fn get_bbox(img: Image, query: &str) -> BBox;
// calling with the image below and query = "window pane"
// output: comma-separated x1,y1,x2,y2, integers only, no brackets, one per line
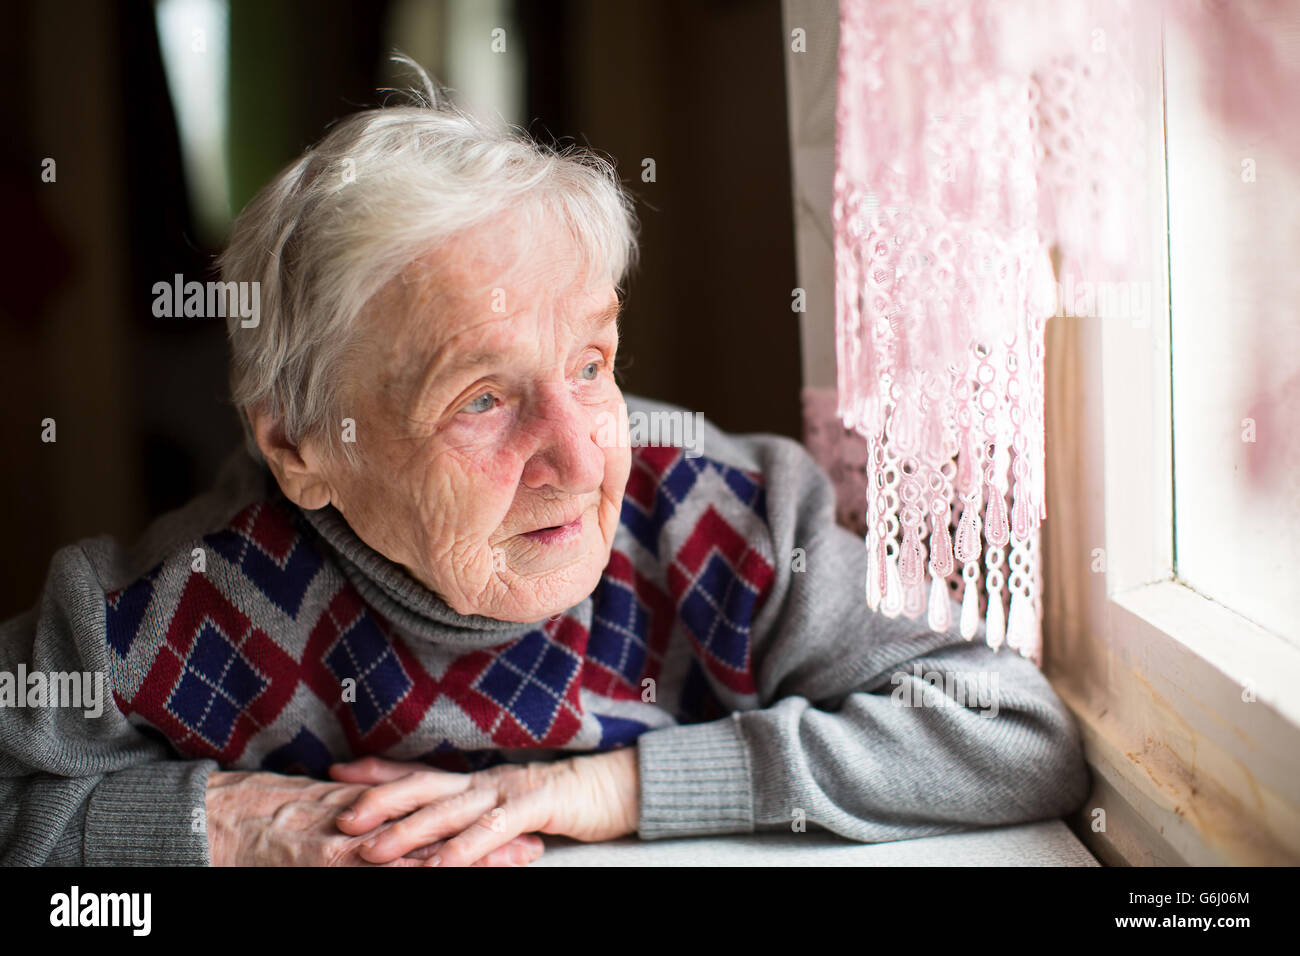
1165,7,1300,645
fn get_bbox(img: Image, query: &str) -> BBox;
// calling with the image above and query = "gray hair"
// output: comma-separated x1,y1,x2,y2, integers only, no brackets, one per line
217,57,640,466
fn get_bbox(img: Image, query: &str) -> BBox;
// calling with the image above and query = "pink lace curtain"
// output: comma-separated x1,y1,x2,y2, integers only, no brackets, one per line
826,0,1296,664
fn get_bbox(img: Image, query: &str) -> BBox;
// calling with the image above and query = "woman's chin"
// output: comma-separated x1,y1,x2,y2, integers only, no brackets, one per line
518,560,609,622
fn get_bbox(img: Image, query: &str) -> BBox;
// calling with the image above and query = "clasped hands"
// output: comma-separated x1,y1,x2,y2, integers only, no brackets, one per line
204,746,639,867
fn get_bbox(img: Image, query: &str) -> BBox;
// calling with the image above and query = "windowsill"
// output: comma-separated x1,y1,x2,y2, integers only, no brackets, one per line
1049,579,1300,865
1114,579,1300,728
532,820,1098,866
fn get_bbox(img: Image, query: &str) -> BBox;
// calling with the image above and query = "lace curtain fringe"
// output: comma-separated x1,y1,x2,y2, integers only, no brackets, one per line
823,0,1294,663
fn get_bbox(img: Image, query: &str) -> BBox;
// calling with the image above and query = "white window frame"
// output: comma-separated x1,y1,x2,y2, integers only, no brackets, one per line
1044,19,1300,866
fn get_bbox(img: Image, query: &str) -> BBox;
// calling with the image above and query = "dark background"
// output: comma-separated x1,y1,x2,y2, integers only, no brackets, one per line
0,0,800,618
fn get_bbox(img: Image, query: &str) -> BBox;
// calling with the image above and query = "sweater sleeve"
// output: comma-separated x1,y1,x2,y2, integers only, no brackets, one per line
0,543,216,865
635,432,1090,842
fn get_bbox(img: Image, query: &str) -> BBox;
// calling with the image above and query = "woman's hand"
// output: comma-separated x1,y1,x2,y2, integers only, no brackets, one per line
204,769,544,866
327,746,641,866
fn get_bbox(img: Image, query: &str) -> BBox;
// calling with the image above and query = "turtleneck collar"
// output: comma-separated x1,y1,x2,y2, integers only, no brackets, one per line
294,501,567,648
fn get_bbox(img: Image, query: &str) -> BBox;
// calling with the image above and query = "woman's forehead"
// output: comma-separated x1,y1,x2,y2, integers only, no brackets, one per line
365,260,616,378
400,215,612,309
396,261,615,331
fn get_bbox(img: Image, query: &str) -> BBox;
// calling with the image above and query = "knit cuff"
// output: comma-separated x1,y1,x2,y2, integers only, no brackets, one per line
636,714,755,840
84,759,217,866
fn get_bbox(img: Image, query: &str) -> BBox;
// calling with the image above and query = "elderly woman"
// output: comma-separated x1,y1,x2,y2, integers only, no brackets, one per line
0,72,1088,867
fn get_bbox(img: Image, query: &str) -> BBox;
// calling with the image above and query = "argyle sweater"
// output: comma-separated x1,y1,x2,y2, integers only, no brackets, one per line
0,394,1089,865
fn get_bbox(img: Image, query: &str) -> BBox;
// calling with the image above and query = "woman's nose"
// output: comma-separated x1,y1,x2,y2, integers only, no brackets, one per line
519,388,606,494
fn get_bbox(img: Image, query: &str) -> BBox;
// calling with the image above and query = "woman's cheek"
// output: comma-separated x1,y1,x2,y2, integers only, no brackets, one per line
598,444,631,539
408,448,498,560
459,448,529,539
593,391,630,491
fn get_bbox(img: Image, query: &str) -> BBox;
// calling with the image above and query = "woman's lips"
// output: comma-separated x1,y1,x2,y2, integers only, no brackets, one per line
520,514,583,545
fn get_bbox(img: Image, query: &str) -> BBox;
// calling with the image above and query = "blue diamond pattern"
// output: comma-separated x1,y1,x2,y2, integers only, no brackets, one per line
204,520,322,618
167,621,268,749
588,578,650,684
679,552,756,669
477,631,579,739
325,614,411,735
596,714,649,749
106,567,159,658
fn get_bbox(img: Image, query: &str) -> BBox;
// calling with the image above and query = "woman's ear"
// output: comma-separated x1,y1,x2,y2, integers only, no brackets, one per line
245,403,335,511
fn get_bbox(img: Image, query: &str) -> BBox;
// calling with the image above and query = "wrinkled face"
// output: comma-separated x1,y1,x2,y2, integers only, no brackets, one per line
317,214,631,622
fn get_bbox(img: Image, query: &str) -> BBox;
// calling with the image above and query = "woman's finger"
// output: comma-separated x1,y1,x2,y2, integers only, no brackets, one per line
335,769,473,834
317,783,370,807
358,787,502,863
328,756,430,784
469,834,546,867
397,834,544,867
425,787,554,868
401,839,447,861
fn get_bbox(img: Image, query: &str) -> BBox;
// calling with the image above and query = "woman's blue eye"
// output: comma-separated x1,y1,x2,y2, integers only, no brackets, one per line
580,362,600,381
464,392,496,414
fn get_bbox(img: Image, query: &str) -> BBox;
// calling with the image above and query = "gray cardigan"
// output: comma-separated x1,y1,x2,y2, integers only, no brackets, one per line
0,393,1089,864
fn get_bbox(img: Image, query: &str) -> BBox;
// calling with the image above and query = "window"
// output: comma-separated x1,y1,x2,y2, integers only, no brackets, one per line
1165,8,1300,649
155,0,232,245
1044,4,1300,865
